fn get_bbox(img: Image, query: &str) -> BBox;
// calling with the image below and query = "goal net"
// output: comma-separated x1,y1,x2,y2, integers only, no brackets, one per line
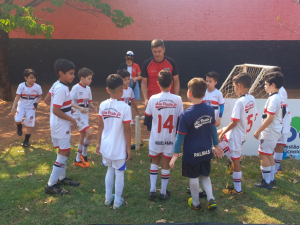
219,64,277,99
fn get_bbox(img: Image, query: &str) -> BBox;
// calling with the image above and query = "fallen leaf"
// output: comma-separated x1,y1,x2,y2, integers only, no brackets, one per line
179,153,183,157
250,162,253,165
17,205,23,209
212,160,217,164
158,167,162,169
151,202,155,204
157,189,161,192
156,219,167,223
139,170,141,173
293,167,296,170
49,199,53,203
226,183,229,188
160,208,165,212
92,189,96,192
224,209,229,212
136,152,140,156
140,160,145,164
149,206,152,208
159,205,162,207
17,175,20,178
242,221,247,224
293,179,298,184
25,207,29,212
92,161,95,165
27,173,32,176
44,202,47,204
214,188,218,191
288,179,292,182
229,196,234,199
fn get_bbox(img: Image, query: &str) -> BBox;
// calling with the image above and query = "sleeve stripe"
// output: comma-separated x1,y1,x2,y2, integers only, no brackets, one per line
177,131,186,135
145,112,152,116
48,92,51,95
88,100,92,102
231,118,240,121
123,120,131,123
53,104,62,107
211,122,216,126
267,111,275,115
219,103,225,105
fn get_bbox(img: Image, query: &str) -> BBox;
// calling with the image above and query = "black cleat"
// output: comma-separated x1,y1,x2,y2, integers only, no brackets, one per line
21,140,29,147
187,188,207,198
149,192,156,200
159,190,171,200
257,178,276,186
207,199,217,210
57,178,80,187
17,124,23,136
45,184,69,195
253,178,273,189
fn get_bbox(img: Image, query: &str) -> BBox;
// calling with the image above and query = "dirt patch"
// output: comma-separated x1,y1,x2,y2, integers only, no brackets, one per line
0,85,298,150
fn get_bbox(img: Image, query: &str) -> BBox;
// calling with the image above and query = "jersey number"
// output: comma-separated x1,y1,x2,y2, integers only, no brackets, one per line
246,114,253,133
158,115,174,133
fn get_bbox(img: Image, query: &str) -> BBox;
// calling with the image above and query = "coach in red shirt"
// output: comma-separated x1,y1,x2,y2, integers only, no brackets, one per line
141,39,180,105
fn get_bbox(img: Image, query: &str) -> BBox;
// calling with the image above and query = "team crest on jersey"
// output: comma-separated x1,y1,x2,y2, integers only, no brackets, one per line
194,115,212,129
260,139,264,144
133,68,136,72
245,101,254,112
84,99,89,107
66,131,70,134
102,108,121,119
32,90,37,93
30,116,33,120
79,92,83,95
155,100,177,110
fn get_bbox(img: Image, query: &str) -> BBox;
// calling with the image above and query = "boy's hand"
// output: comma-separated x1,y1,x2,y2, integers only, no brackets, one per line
71,108,75,114
126,149,132,162
214,146,224,159
169,154,179,169
216,118,221,127
11,108,17,115
253,130,260,140
79,107,88,114
144,99,148,106
71,118,77,130
218,132,225,143
95,144,101,155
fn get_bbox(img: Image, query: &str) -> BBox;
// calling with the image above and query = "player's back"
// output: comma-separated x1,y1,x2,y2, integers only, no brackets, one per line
99,99,131,160
146,92,183,153
227,94,257,144
279,87,291,133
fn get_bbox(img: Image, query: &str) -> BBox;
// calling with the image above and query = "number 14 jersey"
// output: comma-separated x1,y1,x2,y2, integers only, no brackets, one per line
145,92,184,154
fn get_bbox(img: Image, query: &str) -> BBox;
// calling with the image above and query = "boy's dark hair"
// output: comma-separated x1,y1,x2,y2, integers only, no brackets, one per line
54,59,75,77
264,72,284,89
206,71,219,82
151,39,165,49
78,68,94,79
187,78,207,99
117,69,130,78
158,70,173,88
106,74,123,93
232,72,252,88
267,67,282,73
23,69,37,78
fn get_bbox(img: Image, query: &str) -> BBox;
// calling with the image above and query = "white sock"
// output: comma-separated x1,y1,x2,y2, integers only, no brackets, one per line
105,166,115,201
114,170,125,206
274,152,283,171
76,144,83,162
261,166,271,184
59,160,67,181
233,171,242,192
150,164,159,192
48,154,68,187
270,165,276,181
223,147,232,162
161,169,170,195
199,175,215,201
189,178,200,207
82,139,90,157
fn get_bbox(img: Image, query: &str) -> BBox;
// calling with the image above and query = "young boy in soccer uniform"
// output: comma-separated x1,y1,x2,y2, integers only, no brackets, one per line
95,74,131,210
169,78,223,211
117,69,142,121
144,70,183,200
266,67,291,173
71,68,97,168
253,72,283,188
45,59,80,195
11,69,42,147
219,73,257,195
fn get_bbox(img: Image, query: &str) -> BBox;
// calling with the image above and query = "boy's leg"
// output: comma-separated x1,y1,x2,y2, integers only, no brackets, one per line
105,166,115,203
189,178,200,207
22,108,35,146
274,144,284,172
149,152,161,197
257,153,271,184
82,128,93,158
113,159,126,208
199,175,214,201
75,132,85,162
269,155,276,182
15,106,25,136
160,154,172,199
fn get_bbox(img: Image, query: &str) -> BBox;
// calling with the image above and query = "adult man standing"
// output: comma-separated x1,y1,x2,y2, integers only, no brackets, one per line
141,39,180,105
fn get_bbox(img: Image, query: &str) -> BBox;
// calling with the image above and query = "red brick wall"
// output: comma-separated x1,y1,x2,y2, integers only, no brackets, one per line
10,0,300,40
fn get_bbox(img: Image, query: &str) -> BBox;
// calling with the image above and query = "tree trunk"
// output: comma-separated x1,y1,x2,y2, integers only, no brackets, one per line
0,30,12,101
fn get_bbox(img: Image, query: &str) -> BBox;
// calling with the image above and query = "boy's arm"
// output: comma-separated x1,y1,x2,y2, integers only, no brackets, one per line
95,116,104,155
89,102,97,113
11,95,21,114
44,93,51,106
53,106,76,128
218,120,238,142
124,122,132,162
170,133,185,169
211,125,223,158
254,114,274,139
216,104,225,127
71,103,87,114
131,100,141,116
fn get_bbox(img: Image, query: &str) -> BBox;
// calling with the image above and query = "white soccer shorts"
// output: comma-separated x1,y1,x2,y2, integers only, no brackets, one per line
277,133,288,146
73,114,90,132
52,138,71,151
219,140,241,160
14,106,36,127
149,150,173,159
258,132,281,155
102,157,126,171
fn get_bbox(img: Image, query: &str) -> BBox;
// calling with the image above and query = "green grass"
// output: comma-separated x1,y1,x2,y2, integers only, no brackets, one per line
1,139,300,224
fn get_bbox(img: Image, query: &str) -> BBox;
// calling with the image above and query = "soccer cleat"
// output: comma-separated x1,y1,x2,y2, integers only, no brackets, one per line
187,188,207,198
253,179,273,189
113,197,125,210
257,178,276,186
45,184,69,195
21,140,29,147
57,178,80,187
223,188,243,196
277,165,282,173
73,160,89,168
149,192,157,200
159,190,171,200
207,199,217,210
105,194,115,206
17,124,23,136
80,154,90,167
188,198,203,211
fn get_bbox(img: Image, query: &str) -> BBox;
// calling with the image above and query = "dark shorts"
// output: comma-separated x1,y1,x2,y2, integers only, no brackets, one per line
182,160,211,178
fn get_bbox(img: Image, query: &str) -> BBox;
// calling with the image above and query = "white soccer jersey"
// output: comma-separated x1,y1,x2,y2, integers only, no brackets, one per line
202,88,225,120
145,91,184,154
16,82,42,108
70,83,92,116
50,82,72,140
120,87,135,122
225,94,257,151
99,99,131,160
261,92,283,138
279,87,291,134
48,80,59,96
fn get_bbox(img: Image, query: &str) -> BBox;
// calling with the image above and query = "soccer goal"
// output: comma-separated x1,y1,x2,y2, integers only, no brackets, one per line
219,64,277,99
